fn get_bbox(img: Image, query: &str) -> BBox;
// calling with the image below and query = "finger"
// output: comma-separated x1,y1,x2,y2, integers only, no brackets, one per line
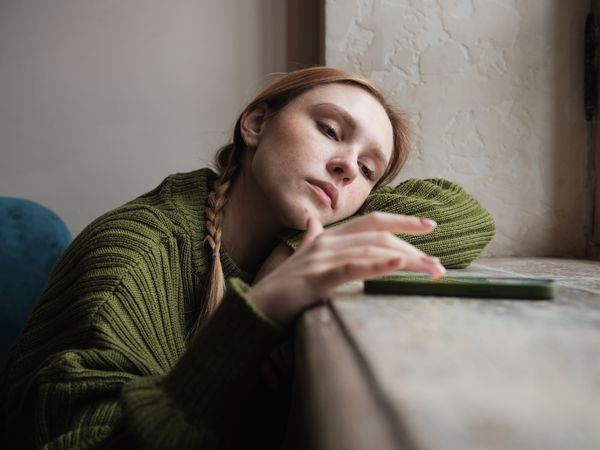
299,214,324,250
311,232,435,275
318,256,445,289
253,244,294,284
328,211,437,236
320,231,429,258
313,246,446,278
319,258,408,288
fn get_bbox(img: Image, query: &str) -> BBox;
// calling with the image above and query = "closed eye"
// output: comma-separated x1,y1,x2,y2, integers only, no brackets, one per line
360,164,375,181
319,122,339,141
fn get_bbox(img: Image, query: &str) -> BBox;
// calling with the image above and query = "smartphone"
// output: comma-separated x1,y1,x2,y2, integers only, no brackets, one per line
363,274,556,300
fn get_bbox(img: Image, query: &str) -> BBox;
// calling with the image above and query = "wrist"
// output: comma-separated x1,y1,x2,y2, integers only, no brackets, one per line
246,284,290,328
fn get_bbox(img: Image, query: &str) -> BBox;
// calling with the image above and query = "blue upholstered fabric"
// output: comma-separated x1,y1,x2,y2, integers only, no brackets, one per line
0,197,71,366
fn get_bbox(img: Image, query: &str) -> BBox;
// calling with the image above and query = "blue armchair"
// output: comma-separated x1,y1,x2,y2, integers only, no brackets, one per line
0,197,71,366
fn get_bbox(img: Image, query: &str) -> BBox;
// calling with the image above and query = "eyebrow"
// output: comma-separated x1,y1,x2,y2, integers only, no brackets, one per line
314,102,389,170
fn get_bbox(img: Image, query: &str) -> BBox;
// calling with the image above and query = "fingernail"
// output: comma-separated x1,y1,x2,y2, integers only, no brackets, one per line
420,217,437,227
430,270,445,280
435,265,446,277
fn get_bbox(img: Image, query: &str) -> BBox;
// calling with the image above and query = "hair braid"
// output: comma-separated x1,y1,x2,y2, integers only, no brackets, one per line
188,144,240,339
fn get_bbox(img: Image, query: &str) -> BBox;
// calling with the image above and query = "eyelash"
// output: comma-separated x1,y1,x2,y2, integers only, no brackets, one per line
318,121,375,181
319,122,339,141
360,164,375,180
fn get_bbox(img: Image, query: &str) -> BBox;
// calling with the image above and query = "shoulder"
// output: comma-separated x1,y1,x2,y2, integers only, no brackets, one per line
129,167,216,234
51,168,217,292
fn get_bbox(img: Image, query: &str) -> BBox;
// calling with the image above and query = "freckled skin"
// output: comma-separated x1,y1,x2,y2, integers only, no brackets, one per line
246,84,394,230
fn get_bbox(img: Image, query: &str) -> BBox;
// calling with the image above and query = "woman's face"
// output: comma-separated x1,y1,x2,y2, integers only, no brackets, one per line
244,83,394,229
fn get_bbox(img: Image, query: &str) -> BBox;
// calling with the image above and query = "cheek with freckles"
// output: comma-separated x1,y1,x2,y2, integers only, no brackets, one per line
329,185,372,223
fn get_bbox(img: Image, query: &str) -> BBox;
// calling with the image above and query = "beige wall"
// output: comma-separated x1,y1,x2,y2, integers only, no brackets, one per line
0,0,285,235
326,0,590,257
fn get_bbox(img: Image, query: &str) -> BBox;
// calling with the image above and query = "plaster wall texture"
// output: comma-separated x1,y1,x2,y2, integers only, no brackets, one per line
0,0,285,236
326,0,589,256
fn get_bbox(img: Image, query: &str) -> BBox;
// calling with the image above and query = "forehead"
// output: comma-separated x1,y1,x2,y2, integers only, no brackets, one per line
289,83,394,159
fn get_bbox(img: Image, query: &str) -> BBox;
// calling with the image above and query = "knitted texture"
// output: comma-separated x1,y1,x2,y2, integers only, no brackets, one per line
0,169,495,449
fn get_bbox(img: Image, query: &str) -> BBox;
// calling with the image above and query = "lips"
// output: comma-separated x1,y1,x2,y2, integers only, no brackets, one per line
307,178,338,209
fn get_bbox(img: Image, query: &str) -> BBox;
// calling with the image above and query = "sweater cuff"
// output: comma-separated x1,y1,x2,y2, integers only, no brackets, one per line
163,277,285,431
276,228,303,250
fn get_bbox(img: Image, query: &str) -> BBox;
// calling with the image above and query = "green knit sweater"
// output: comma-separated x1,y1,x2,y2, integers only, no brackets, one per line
0,168,495,449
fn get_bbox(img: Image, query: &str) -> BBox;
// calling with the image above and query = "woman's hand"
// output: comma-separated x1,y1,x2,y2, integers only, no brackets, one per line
253,243,294,284
247,212,446,328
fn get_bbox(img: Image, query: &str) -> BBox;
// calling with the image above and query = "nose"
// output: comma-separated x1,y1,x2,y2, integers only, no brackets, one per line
326,156,359,184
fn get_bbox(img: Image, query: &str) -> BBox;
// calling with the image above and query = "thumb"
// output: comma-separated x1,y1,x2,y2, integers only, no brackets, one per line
298,214,324,250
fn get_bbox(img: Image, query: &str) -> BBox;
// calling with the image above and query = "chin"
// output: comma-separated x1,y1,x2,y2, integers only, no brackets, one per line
278,201,322,230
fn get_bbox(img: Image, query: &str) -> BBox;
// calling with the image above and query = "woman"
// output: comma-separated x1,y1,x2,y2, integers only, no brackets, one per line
0,67,495,449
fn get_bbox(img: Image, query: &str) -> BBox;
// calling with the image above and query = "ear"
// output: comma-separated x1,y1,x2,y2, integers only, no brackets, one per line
240,103,269,149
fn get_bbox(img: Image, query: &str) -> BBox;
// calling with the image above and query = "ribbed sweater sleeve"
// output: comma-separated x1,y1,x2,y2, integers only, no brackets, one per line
280,178,495,268
0,202,284,449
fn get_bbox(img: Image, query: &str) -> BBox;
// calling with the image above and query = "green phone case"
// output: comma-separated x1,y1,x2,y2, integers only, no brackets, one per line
364,274,556,300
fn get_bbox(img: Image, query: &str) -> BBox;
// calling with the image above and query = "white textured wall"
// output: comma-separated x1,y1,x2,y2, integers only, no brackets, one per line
0,0,285,236
326,0,589,256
